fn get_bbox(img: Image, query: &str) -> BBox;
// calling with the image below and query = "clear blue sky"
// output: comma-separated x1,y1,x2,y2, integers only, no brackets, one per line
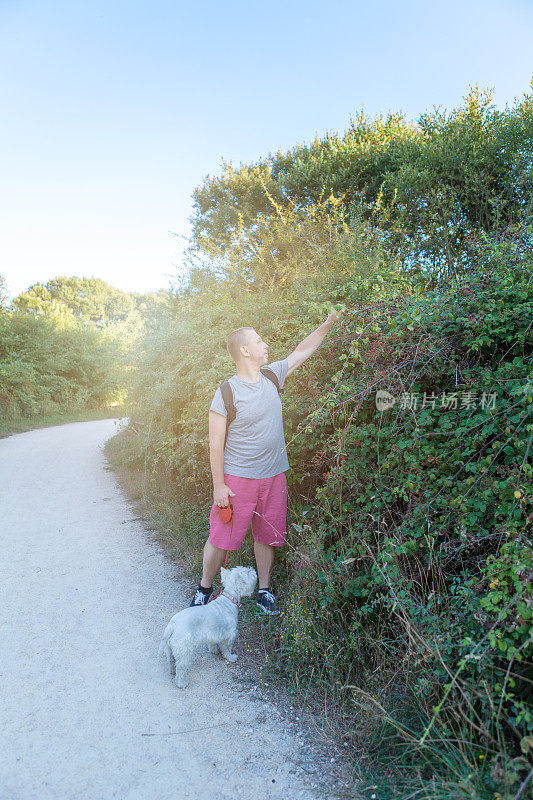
1,0,532,299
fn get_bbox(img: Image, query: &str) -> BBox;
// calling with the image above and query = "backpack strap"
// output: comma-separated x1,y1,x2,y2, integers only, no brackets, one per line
220,381,236,447
260,366,283,395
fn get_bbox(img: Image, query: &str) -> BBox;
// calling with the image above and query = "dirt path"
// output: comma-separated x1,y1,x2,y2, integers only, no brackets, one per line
0,420,321,800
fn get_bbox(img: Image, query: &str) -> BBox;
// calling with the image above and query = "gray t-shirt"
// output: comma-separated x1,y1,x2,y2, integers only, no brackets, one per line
209,359,289,479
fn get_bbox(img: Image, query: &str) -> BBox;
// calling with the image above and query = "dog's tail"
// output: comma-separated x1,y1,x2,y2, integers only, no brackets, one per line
158,621,174,663
158,622,171,657
158,637,168,659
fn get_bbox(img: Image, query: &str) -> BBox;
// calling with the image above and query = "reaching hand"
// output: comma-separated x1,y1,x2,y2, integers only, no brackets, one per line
326,306,344,325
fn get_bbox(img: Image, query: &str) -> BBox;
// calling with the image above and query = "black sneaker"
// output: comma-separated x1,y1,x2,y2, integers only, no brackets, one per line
189,585,213,607
256,589,281,615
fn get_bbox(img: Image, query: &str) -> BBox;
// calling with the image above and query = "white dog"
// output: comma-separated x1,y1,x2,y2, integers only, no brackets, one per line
158,566,257,688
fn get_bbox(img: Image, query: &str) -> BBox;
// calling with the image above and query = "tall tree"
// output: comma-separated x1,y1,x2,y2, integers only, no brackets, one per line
191,85,533,283
13,276,137,327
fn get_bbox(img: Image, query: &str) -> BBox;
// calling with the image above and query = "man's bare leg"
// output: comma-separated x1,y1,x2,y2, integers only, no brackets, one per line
201,540,228,588
253,541,276,590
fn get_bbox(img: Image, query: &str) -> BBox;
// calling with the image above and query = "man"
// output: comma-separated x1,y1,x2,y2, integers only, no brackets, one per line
189,307,341,614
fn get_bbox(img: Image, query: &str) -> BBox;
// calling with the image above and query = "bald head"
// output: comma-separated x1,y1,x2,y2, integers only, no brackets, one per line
227,327,255,363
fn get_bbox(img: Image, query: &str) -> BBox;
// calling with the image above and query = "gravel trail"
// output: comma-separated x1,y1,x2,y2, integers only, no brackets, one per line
0,420,320,800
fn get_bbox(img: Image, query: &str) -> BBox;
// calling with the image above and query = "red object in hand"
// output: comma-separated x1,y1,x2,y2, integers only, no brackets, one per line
218,503,233,524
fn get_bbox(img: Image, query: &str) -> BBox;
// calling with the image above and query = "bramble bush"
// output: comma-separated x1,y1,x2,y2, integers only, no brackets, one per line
118,224,532,799
274,235,532,799
113,87,533,797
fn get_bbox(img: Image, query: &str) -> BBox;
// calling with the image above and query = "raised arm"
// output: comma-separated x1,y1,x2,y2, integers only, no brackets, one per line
286,307,341,377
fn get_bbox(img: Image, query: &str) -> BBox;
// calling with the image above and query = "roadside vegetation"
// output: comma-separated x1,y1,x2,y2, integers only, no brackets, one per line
0,275,168,434
108,85,533,799
3,83,531,798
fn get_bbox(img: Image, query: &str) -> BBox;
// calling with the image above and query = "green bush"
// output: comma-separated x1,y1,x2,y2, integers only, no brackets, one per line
192,85,533,285
123,225,532,798
273,236,532,798
116,86,533,797
0,310,128,420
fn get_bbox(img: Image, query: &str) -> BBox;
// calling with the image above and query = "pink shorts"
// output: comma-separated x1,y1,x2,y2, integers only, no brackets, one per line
208,472,288,551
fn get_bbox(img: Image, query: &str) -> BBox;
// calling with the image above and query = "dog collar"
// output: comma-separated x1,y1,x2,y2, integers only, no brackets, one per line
221,590,241,607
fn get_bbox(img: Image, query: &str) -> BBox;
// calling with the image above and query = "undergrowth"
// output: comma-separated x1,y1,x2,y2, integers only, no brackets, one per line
108,226,532,799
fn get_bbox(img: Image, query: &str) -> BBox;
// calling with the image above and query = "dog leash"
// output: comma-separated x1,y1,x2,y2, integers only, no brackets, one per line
211,503,234,600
